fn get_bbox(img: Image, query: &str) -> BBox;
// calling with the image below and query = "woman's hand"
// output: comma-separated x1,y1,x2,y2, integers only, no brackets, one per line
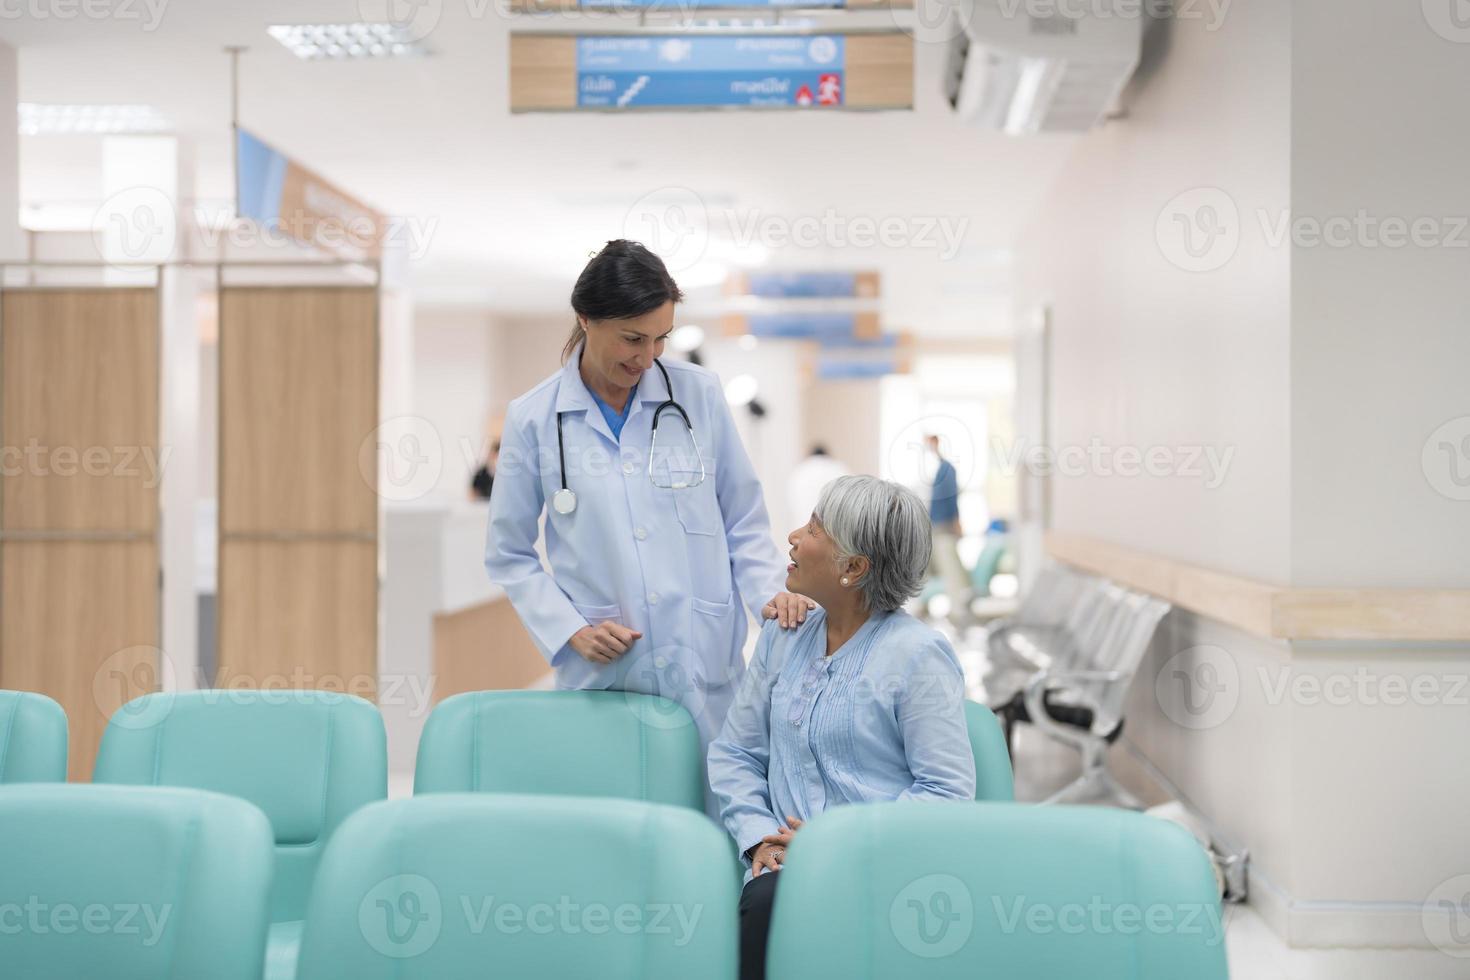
751,816,804,876
750,840,786,877
569,622,643,665
762,592,817,629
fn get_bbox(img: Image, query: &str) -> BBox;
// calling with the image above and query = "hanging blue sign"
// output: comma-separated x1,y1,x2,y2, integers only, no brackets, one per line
744,271,857,298
235,128,288,226
816,356,902,380
819,332,900,349
584,0,842,6
746,311,858,339
576,35,845,108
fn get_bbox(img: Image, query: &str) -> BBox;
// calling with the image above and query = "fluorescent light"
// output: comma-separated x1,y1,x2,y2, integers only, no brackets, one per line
267,23,430,60
19,103,172,136
670,325,705,352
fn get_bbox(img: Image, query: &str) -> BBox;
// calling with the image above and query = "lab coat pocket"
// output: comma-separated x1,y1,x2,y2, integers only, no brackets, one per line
690,592,744,691
671,478,720,537
572,600,623,625
691,594,733,618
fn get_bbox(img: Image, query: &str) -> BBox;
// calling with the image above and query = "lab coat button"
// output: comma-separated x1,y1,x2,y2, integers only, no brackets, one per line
635,527,648,541
648,592,660,604
622,462,636,476
655,656,668,668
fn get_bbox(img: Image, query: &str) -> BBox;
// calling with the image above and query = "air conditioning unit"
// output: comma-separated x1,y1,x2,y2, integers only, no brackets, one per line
943,0,1145,134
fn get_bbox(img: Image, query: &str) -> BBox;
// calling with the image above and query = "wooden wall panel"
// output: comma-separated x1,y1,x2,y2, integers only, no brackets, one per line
219,287,378,535
218,287,378,692
0,288,161,780
1,289,159,532
216,541,378,696
433,597,550,702
0,542,158,780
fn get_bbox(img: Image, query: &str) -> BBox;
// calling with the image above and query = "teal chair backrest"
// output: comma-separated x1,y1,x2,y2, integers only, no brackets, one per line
295,793,737,980
93,690,387,923
415,690,704,810
0,689,67,782
969,540,1007,596
768,802,1227,980
0,783,274,980
964,700,1015,801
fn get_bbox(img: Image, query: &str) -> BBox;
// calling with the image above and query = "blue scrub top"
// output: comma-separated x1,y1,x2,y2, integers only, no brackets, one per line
593,382,637,441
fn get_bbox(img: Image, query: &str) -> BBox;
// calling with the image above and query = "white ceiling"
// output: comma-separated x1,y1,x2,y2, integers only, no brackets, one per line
5,0,1080,333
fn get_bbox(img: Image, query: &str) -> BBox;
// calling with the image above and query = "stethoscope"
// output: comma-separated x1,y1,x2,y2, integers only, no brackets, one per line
551,358,706,515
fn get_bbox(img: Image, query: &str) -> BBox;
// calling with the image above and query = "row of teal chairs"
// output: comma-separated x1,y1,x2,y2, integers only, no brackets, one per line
1,687,1016,978
0,687,1226,978
1,784,1227,979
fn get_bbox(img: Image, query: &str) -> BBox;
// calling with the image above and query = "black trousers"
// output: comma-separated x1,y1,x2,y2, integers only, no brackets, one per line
739,871,780,980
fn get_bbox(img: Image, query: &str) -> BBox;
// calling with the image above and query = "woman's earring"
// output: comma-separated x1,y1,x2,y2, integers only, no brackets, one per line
841,577,849,586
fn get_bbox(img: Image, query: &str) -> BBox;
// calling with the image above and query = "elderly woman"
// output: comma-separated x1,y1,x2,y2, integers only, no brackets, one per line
707,474,976,980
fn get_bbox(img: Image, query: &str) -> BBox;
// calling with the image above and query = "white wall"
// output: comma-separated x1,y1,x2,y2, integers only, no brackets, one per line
1288,0,1470,588
1015,4,1293,585
412,306,499,501
1013,0,1470,953
0,42,19,261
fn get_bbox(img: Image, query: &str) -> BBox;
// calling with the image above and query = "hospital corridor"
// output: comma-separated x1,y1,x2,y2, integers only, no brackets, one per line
0,1,1467,978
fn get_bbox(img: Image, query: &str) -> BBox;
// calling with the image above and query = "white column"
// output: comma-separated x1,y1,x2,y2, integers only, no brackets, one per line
0,41,22,262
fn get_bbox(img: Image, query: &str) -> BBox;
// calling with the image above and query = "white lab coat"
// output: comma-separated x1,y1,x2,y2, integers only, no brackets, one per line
485,347,788,759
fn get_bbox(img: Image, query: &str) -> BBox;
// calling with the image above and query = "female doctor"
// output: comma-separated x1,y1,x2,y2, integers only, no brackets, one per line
485,240,813,792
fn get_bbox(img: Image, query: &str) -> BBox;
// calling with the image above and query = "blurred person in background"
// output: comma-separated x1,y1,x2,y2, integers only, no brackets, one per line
925,433,971,620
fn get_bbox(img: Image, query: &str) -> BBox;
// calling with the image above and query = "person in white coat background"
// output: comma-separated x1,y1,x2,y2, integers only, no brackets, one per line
485,240,813,809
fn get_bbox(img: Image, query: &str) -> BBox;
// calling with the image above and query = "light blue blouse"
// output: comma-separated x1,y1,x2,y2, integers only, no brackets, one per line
708,608,976,874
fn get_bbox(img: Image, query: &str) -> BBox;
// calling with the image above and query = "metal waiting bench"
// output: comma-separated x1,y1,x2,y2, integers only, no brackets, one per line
985,564,1172,808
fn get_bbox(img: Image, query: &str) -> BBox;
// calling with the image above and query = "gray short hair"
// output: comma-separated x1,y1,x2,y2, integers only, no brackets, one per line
814,475,933,613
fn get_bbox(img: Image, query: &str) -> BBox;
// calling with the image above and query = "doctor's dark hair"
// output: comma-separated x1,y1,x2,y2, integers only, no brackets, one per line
564,240,685,362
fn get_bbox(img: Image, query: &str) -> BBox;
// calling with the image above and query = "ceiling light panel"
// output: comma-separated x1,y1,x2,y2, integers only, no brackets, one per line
19,103,173,136
267,23,431,60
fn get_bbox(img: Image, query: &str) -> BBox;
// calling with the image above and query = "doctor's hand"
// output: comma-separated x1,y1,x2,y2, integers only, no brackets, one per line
569,623,643,665
763,592,817,629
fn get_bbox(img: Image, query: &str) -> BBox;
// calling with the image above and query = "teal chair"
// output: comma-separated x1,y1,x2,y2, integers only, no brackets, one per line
964,700,1015,801
969,539,1007,597
768,803,1227,979
93,690,387,980
415,690,704,810
0,783,274,979
0,689,67,782
295,793,737,979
